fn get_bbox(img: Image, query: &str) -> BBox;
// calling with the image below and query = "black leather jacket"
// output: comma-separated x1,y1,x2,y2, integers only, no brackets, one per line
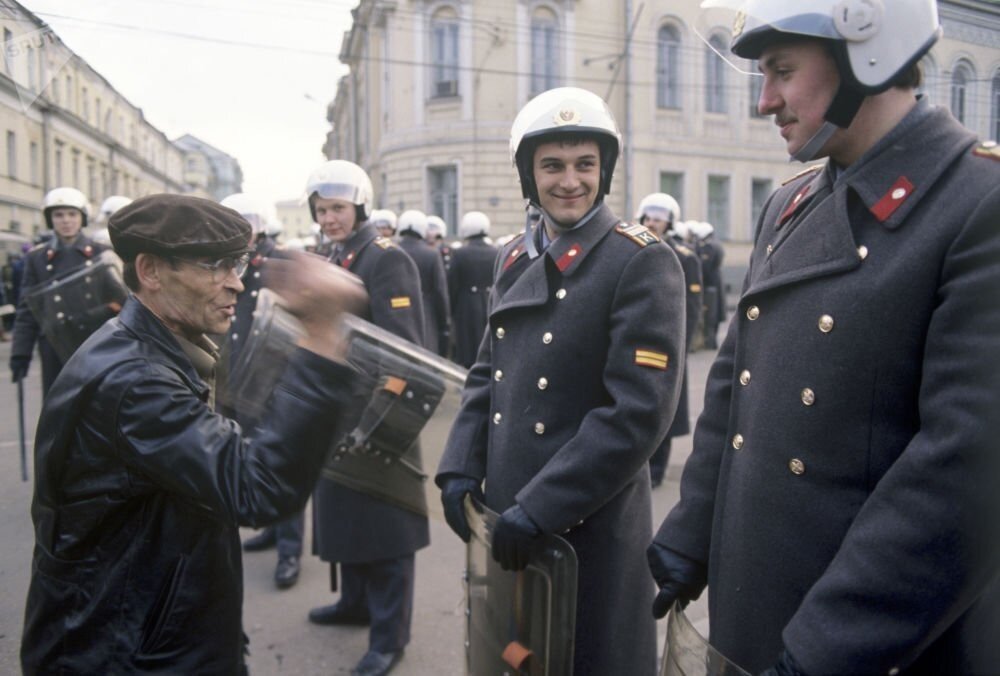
21,297,354,674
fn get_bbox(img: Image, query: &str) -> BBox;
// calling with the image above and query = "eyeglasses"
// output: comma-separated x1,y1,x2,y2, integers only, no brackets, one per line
172,253,251,281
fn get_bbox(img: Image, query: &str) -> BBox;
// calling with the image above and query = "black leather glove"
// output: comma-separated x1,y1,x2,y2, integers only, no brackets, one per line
439,475,483,543
759,648,806,676
491,503,541,571
10,355,29,383
647,540,707,619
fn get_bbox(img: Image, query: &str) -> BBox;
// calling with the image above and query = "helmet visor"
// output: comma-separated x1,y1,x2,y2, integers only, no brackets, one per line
309,181,366,206
699,0,842,63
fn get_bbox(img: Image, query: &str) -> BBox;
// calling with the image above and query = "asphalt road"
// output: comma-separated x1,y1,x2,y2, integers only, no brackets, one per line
0,334,720,675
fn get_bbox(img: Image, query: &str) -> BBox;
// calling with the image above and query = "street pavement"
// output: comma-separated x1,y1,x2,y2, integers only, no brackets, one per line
0,332,720,675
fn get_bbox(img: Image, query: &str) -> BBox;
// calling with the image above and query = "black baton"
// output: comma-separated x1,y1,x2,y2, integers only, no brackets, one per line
17,378,27,482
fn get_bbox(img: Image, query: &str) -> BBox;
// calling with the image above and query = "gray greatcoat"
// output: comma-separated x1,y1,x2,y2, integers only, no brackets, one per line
655,101,1000,674
439,203,686,675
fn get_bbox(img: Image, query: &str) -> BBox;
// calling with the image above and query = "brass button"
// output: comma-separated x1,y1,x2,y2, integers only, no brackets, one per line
537,377,548,390
789,458,805,475
888,668,900,676
801,388,816,406
494,370,503,382
732,434,744,450
496,327,505,339
818,315,834,333
493,412,502,424
534,422,545,435
739,370,751,386
542,332,553,344
46,264,53,271
471,285,478,293
250,290,258,298
747,305,760,321
766,244,773,255
556,288,567,300
858,245,869,260
54,294,62,302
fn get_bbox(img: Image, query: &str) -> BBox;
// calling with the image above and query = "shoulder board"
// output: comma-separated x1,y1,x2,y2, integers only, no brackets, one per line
615,222,660,247
780,163,823,186
972,140,1000,161
374,237,395,249
29,242,46,252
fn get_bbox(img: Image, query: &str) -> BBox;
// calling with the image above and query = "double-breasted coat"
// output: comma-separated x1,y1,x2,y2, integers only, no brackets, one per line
446,235,497,368
655,101,1000,674
314,223,430,563
438,203,686,675
11,234,108,394
664,237,702,439
398,231,450,356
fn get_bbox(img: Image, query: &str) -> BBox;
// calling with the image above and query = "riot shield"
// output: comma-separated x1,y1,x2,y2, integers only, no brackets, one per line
322,313,467,518
218,289,468,518
661,602,750,676
23,250,127,362
464,496,577,676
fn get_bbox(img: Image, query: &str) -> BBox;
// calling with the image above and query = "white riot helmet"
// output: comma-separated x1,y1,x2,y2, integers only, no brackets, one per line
220,192,267,235
672,220,690,240
304,160,374,222
398,210,428,238
370,209,398,234
426,215,447,240
459,211,491,239
690,221,715,240
264,215,284,238
635,193,681,226
98,195,132,224
510,87,622,204
706,0,940,161
43,187,90,229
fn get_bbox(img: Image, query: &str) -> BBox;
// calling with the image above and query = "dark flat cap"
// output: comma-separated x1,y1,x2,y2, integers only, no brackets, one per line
109,193,253,262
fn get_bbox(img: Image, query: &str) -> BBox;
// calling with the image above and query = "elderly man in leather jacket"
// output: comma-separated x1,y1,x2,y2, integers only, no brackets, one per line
20,194,365,675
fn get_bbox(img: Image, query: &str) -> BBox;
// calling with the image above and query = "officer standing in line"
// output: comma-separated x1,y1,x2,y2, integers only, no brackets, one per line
305,160,428,676
650,1,1000,673
425,215,453,271
691,220,725,349
217,192,305,591
370,209,398,240
397,209,451,357
10,187,109,395
437,87,685,675
447,210,497,368
634,193,702,488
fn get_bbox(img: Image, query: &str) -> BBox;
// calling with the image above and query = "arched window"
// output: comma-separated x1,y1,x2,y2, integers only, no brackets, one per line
531,6,560,96
430,6,460,98
991,71,1000,141
705,34,728,113
950,60,973,125
656,24,681,109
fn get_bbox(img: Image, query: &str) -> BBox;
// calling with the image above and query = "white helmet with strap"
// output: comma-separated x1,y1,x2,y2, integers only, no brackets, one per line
459,211,491,239
398,210,428,238
98,195,133,224
370,208,398,233
304,160,374,222
220,192,268,235
635,193,681,225
43,187,90,228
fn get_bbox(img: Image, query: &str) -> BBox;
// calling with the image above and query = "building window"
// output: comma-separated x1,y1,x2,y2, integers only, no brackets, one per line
27,46,37,92
749,65,764,118
3,28,12,75
81,87,89,121
72,151,80,188
87,159,96,202
54,144,63,185
950,61,973,125
531,6,560,96
991,71,1000,142
6,131,16,179
430,8,459,99
751,178,772,231
656,25,681,109
705,35,728,114
428,165,458,234
65,75,72,109
707,175,730,239
659,171,684,215
30,141,38,185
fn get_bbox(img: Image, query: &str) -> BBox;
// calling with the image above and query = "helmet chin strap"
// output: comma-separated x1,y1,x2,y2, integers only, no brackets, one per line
791,81,866,163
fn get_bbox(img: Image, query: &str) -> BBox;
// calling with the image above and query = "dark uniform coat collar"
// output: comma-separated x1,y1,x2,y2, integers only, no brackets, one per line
748,101,976,297
493,203,620,315
333,223,381,269
47,234,98,260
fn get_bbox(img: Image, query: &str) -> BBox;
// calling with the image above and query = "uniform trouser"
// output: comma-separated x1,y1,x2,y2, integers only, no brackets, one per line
337,555,415,653
702,287,720,347
275,510,305,558
648,437,672,485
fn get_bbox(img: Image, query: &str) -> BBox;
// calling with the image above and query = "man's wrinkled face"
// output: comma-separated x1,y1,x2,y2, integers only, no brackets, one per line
50,207,83,242
532,139,600,228
643,216,669,237
314,196,358,243
156,256,244,339
757,40,842,159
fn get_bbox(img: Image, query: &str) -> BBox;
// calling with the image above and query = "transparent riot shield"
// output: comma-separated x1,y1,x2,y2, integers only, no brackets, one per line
23,250,127,362
464,496,577,676
219,289,468,518
322,313,467,518
661,602,750,676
